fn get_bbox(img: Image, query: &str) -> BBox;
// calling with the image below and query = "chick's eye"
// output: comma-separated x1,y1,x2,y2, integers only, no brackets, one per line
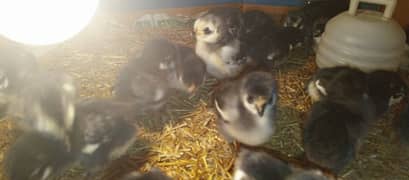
204,27,212,35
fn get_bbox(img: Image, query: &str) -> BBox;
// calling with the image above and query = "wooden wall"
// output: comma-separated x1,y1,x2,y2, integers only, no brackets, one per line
394,0,409,27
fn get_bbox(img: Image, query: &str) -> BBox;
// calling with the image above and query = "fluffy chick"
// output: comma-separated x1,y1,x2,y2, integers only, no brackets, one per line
0,44,38,118
70,99,138,176
214,71,277,146
233,149,330,180
233,149,292,180
194,7,245,79
266,27,305,66
4,132,74,180
113,39,190,111
169,45,206,93
7,70,76,141
283,0,349,52
367,70,408,117
303,100,370,173
307,66,369,113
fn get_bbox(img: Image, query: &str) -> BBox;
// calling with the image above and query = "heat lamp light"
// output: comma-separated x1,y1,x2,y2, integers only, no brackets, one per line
0,0,99,46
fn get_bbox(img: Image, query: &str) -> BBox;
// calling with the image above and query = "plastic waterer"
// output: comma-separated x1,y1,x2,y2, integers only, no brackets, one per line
316,0,407,72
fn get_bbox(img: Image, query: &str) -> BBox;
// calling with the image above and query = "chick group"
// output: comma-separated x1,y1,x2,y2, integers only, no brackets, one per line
1,0,409,179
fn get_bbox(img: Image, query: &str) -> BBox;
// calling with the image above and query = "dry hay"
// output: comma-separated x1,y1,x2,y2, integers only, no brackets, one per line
0,9,408,180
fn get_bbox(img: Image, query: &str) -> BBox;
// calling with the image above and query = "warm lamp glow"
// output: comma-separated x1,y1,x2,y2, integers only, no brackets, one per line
0,0,99,46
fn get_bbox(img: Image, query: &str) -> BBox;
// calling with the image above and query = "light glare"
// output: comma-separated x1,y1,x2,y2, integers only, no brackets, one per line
0,0,99,45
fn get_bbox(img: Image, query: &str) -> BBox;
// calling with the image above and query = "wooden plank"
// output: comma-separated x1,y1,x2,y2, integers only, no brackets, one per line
393,0,409,27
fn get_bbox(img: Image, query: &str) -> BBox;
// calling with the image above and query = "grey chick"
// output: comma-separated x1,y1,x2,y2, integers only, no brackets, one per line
266,27,305,66
214,71,277,146
307,66,370,114
4,132,75,180
233,148,292,180
367,70,408,118
0,44,38,118
303,100,370,173
113,39,197,112
70,98,138,177
169,45,206,93
234,148,331,180
194,7,245,79
7,70,76,141
121,168,172,180
236,10,282,68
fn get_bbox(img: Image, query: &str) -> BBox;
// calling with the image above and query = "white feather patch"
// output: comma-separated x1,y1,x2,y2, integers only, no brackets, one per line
41,167,53,180
307,81,321,102
215,100,228,121
81,144,100,154
389,95,403,106
315,80,327,96
64,103,75,130
233,169,249,180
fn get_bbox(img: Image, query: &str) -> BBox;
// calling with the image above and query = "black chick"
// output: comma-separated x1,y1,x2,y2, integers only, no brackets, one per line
283,0,349,53
113,39,196,112
367,70,408,118
7,70,76,141
233,148,331,180
233,148,292,180
303,100,370,173
266,27,305,66
121,168,172,180
70,99,138,176
307,66,370,114
4,132,74,180
170,45,206,93
240,10,277,42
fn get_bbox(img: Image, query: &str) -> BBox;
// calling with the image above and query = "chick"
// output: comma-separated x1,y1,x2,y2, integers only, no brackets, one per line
238,11,304,68
70,99,138,176
114,39,181,110
114,39,202,112
283,0,349,52
367,70,407,117
169,45,206,93
234,149,330,180
7,70,76,141
233,149,292,180
214,71,277,146
307,66,369,113
194,8,245,79
239,10,277,44
266,27,305,66
4,132,75,180
0,44,38,118
303,100,370,173
121,168,172,180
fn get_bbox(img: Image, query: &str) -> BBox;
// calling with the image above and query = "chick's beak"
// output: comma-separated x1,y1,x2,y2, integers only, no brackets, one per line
254,96,267,116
